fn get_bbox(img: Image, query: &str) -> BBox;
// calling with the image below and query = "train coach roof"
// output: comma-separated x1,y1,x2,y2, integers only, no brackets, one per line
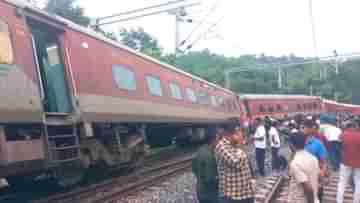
323,99,360,108
4,0,234,95
239,94,321,100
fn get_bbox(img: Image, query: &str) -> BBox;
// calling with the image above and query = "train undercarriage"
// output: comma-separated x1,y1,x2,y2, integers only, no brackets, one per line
0,120,209,187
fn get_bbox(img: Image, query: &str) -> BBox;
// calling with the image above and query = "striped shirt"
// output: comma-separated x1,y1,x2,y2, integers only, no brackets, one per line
215,137,254,200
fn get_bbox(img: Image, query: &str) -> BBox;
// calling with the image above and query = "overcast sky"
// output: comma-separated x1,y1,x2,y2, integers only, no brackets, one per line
77,0,360,57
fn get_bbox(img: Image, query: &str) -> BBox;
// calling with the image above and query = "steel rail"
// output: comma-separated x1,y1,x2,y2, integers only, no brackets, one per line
264,175,285,203
34,155,194,203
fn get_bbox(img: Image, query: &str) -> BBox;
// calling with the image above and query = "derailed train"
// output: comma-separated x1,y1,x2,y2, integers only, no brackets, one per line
0,0,359,186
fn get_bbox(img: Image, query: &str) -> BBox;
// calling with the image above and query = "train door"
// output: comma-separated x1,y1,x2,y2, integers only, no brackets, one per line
28,19,72,113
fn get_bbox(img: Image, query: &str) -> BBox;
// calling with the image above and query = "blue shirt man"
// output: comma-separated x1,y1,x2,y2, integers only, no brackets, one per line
305,137,327,161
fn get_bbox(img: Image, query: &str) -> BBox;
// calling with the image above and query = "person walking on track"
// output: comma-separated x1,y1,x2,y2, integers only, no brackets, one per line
269,121,281,173
192,126,219,203
336,121,360,203
215,119,255,203
288,132,320,203
321,115,342,171
252,118,267,176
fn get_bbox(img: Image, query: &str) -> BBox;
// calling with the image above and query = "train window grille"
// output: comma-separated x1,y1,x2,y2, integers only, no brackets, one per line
112,65,137,91
276,104,282,111
259,105,265,112
186,88,197,103
233,101,238,110
210,95,217,107
217,96,224,107
145,75,163,96
0,19,14,65
313,103,318,109
169,82,183,100
197,91,210,105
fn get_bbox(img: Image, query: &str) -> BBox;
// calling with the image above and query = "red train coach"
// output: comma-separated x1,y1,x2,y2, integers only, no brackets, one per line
0,0,240,186
323,99,360,115
239,94,323,122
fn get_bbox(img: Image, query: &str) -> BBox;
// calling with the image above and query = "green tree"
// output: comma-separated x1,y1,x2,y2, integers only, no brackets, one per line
45,0,90,26
119,28,163,59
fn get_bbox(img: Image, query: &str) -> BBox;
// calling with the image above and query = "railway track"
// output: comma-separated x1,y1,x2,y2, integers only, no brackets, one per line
256,171,355,203
255,174,287,203
32,155,193,203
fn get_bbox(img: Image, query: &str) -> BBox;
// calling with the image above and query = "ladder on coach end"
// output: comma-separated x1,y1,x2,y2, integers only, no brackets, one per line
43,113,80,165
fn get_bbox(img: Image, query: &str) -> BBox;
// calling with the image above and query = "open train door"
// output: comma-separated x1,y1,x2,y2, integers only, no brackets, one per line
27,17,72,113
23,12,82,186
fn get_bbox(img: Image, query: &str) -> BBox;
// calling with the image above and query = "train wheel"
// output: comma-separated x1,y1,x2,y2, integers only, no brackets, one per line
53,161,85,188
6,176,34,191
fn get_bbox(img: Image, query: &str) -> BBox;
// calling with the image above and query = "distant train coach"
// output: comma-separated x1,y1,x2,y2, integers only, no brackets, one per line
323,99,360,115
239,94,323,121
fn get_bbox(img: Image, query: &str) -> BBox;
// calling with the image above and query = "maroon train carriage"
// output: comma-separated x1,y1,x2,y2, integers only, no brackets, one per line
0,0,240,186
238,94,323,122
323,99,360,115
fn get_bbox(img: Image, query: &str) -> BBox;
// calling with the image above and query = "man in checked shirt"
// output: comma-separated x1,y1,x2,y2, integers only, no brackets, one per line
215,119,255,203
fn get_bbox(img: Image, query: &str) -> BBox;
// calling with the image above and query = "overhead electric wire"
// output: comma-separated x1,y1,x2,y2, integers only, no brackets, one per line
97,2,200,26
179,0,220,47
97,0,186,21
185,15,225,50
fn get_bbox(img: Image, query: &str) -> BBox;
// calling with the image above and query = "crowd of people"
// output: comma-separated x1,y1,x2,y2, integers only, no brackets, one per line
191,113,360,203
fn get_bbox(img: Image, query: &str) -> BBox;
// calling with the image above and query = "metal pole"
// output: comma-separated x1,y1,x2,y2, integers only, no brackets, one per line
224,70,231,89
335,58,339,74
175,14,181,55
278,67,282,89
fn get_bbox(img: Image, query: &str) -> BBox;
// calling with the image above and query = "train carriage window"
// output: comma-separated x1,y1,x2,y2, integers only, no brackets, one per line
259,105,265,112
145,75,163,96
169,82,182,100
313,103,318,109
268,106,274,112
186,88,197,103
210,95,217,106
217,96,224,106
276,104,282,111
0,19,14,65
197,91,210,105
233,101,238,110
112,65,137,91
297,104,302,110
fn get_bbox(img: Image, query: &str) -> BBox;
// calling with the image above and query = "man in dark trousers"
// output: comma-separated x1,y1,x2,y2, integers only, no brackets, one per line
252,118,267,176
192,126,219,203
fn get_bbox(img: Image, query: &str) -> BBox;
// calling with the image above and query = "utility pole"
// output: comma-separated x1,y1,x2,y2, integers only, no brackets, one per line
224,70,231,89
278,67,282,89
334,50,339,74
172,8,184,56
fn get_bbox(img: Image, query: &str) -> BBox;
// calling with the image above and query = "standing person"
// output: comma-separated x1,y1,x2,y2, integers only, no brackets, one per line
269,121,281,173
288,132,320,203
252,118,267,176
322,116,342,171
192,127,219,203
336,121,360,203
215,119,255,203
303,119,329,202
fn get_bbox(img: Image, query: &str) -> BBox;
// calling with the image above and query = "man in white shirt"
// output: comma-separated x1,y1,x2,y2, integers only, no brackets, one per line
323,117,342,171
269,122,281,173
252,118,267,176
